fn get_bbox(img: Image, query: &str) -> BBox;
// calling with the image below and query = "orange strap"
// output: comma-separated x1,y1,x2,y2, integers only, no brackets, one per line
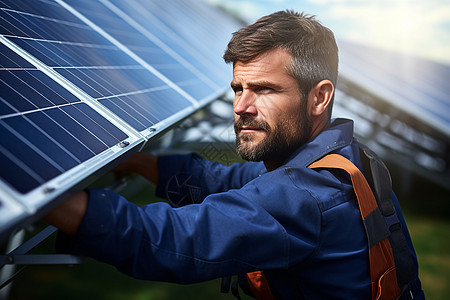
246,271,276,300
309,154,400,300
308,154,377,219
246,154,400,300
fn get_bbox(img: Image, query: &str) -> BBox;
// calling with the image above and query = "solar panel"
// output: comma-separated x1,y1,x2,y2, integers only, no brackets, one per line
0,0,240,242
338,40,450,139
335,40,450,188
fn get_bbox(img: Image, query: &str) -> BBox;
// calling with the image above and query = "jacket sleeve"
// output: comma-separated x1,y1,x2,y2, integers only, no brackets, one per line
56,179,321,284
155,153,265,206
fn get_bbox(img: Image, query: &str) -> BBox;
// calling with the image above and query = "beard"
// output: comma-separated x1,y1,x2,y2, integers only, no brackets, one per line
234,105,311,166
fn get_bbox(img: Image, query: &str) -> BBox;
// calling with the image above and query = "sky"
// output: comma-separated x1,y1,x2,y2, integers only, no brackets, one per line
206,0,450,66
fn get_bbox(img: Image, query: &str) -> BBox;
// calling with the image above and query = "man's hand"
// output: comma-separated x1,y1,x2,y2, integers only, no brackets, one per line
43,152,159,235
43,190,89,236
112,152,159,185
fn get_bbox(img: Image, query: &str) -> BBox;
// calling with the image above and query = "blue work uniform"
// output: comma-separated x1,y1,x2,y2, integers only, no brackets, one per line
57,119,424,299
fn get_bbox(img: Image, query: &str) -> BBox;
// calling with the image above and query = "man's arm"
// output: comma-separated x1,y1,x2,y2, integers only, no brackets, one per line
113,152,159,184
43,190,89,235
43,152,159,235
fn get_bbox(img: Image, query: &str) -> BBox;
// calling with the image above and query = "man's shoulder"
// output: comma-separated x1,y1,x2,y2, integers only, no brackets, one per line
250,165,350,202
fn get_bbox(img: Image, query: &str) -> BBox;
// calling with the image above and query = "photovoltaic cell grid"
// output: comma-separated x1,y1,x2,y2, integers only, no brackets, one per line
65,0,221,102
2,0,195,133
105,0,235,90
0,0,240,240
0,42,129,194
0,1,134,196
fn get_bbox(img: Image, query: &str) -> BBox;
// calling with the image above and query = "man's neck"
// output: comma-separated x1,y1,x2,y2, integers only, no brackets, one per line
263,161,278,172
263,153,292,171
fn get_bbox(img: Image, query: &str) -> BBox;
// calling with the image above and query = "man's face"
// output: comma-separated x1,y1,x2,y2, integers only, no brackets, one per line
231,48,311,170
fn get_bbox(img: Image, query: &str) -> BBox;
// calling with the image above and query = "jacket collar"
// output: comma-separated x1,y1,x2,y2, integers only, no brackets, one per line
282,118,355,168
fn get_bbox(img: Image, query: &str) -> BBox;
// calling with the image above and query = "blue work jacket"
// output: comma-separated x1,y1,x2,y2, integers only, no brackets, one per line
57,119,424,299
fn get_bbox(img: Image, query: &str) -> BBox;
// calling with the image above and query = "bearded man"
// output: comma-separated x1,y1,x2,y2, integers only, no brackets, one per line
45,10,424,299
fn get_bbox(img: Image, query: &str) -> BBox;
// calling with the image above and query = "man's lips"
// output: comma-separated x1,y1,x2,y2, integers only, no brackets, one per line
239,126,264,133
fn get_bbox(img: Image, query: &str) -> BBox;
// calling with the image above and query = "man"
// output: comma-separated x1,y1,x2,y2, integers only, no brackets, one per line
45,10,424,299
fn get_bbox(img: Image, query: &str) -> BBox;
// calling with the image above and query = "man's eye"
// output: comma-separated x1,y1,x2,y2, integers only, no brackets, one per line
257,86,273,93
233,87,243,95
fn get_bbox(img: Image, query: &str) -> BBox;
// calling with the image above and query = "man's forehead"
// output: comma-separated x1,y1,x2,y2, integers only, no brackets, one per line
231,50,293,85
234,48,290,69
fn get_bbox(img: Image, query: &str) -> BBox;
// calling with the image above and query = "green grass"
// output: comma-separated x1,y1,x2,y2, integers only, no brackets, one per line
404,212,450,300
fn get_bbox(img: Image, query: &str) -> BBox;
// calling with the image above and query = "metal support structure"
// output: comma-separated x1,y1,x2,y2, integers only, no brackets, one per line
0,226,86,298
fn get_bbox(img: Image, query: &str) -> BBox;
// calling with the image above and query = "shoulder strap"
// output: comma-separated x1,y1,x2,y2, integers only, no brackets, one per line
309,154,401,300
237,151,414,300
358,143,416,288
246,271,275,300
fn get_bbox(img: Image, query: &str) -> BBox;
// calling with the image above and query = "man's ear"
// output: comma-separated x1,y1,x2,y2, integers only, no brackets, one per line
308,80,334,116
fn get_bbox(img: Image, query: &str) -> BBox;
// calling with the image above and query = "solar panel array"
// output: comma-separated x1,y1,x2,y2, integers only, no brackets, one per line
0,0,240,241
338,40,450,139
335,40,450,188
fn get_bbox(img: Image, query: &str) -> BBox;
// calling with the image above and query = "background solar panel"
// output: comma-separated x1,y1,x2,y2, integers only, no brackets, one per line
0,0,241,242
338,40,450,137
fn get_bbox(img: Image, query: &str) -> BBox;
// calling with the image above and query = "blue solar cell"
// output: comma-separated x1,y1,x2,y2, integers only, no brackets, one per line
26,109,96,163
0,73,41,112
0,10,24,36
11,37,137,68
0,70,78,112
3,115,79,171
0,71,56,109
55,67,173,100
44,107,108,155
99,98,152,132
1,0,81,25
132,88,192,120
55,68,105,99
61,103,127,147
0,120,62,183
128,0,234,75
9,38,66,66
81,68,149,97
177,78,214,101
0,96,16,115
98,85,195,131
29,71,81,105
12,12,48,39
0,43,34,68
0,150,41,193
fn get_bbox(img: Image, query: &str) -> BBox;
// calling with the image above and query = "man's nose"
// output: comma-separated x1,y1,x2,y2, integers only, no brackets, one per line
234,91,257,116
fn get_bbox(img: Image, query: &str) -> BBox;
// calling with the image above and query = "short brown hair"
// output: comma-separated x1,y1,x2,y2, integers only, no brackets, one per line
223,10,338,117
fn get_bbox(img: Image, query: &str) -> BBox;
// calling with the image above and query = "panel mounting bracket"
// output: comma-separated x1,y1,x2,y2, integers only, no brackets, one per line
0,226,86,291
